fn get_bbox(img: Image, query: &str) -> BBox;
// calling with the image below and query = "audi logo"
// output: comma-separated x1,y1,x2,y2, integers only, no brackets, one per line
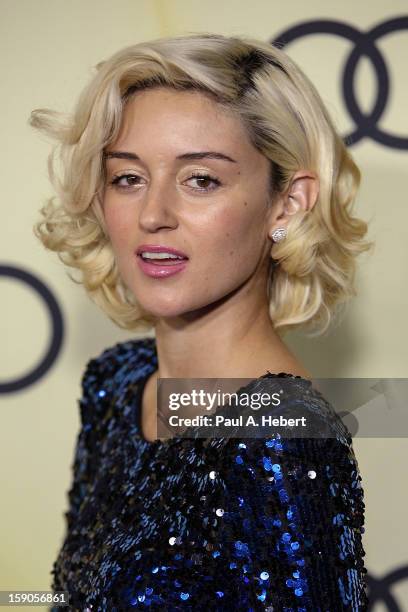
271,16,408,149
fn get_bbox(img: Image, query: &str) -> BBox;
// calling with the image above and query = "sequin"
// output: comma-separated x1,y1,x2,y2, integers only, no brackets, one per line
263,456,273,471
50,336,368,610
257,589,267,601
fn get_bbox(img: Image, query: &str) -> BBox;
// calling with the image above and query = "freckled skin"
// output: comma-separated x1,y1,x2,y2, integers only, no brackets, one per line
103,87,275,321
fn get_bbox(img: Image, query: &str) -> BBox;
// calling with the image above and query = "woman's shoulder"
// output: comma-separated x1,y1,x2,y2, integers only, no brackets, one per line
78,336,156,425
206,372,352,448
193,373,359,501
206,375,365,538
81,335,156,384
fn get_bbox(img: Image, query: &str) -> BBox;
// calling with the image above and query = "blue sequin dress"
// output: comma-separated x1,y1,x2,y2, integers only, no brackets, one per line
50,336,368,611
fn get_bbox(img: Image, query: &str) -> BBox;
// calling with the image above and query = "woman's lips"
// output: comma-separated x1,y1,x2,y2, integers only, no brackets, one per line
136,254,189,278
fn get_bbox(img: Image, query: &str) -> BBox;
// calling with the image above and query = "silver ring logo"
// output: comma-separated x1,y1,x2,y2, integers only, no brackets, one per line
271,17,408,149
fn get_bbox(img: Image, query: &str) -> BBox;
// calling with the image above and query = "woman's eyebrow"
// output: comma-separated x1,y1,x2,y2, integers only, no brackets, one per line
103,151,237,163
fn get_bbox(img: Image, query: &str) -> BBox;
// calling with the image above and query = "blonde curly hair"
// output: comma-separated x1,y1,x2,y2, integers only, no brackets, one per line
29,32,373,336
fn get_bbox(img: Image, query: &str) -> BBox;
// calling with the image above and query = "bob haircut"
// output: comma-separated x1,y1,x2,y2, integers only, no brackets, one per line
30,32,373,336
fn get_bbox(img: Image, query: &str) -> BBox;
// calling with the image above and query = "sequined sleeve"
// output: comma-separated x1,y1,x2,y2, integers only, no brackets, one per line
64,359,100,532
49,351,114,607
210,431,369,610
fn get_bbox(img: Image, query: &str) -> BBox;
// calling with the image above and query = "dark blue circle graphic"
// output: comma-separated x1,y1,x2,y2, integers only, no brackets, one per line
271,17,408,149
0,265,64,393
367,565,408,611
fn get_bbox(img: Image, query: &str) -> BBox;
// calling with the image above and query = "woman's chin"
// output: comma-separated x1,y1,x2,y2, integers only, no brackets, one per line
137,300,191,320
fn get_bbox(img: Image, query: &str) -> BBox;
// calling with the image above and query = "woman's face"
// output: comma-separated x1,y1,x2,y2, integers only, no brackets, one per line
103,86,274,319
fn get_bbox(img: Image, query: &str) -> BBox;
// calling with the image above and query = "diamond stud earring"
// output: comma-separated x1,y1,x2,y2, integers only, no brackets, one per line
271,227,287,243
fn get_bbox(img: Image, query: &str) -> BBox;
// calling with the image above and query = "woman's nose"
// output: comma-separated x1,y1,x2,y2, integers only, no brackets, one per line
138,177,178,231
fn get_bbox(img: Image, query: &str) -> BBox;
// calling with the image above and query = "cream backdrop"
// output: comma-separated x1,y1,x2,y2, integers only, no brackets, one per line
1,0,407,610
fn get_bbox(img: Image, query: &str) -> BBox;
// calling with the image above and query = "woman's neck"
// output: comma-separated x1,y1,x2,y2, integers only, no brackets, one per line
150,309,311,381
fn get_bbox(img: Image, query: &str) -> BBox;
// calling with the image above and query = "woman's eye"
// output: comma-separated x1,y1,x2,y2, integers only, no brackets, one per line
186,173,221,192
110,174,141,189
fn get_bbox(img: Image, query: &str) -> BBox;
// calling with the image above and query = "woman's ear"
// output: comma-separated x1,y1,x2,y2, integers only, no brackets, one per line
285,170,319,214
268,170,319,238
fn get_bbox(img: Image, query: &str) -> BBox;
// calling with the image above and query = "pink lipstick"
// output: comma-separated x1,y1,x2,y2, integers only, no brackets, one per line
135,244,189,278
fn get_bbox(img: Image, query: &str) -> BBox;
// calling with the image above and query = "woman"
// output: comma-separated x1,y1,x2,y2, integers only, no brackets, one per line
31,33,372,610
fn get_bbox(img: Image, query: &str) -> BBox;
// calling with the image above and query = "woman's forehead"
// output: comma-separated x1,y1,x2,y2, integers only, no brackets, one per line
109,88,259,163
